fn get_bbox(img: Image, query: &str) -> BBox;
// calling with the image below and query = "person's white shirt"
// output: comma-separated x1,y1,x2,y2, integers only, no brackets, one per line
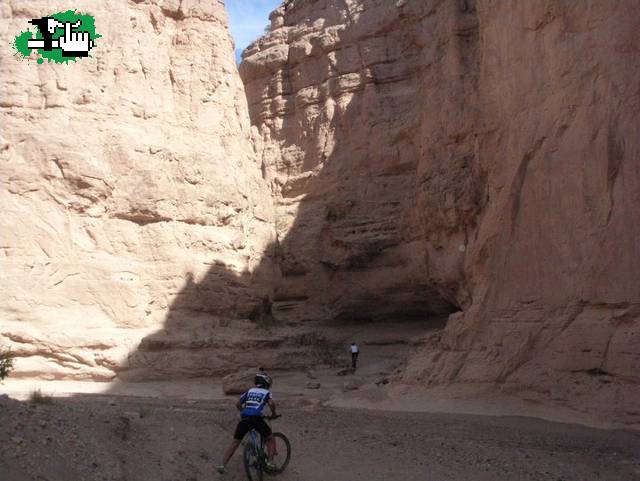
350,344,359,353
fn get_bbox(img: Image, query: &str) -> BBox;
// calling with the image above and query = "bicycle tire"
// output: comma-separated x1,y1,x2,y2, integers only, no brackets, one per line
243,442,264,481
264,432,291,475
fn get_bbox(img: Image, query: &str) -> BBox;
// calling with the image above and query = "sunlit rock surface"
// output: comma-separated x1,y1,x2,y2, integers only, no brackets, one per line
0,0,275,380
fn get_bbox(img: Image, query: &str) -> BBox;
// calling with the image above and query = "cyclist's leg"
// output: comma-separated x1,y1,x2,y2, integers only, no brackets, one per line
218,418,250,470
254,418,274,461
265,435,276,460
221,438,242,466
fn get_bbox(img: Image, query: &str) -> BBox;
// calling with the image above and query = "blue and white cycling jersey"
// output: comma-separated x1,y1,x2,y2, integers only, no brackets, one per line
240,387,272,417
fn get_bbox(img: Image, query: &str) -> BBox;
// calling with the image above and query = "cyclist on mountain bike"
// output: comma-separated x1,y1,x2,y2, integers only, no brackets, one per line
216,370,278,475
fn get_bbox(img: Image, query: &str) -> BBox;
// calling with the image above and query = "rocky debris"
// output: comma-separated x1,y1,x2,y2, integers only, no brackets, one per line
342,379,363,392
222,368,255,395
306,381,321,390
113,415,130,441
1,394,639,481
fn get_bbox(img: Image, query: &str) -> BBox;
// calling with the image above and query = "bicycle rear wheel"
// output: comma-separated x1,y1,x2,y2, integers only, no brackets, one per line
243,442,263,481
265,432,291,475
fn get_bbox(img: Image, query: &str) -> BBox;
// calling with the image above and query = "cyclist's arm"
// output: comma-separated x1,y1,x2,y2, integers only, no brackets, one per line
268,398,278,417
237,392,247,411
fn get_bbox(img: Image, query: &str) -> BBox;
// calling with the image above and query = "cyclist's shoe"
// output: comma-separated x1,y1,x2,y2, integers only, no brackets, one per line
215,465,226,474
264,461,277,473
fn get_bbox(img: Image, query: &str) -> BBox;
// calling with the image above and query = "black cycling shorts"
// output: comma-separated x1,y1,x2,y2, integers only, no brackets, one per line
233,416,272,441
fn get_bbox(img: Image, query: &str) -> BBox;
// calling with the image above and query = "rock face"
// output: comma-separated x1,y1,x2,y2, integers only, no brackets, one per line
0,0,275,380
241,0,640,415
2,0,639,419
241,0,469,324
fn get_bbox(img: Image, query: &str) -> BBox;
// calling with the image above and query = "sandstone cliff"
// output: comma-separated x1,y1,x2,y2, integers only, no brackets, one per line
2,0,639,420
241,0,640,416
0,0,276,380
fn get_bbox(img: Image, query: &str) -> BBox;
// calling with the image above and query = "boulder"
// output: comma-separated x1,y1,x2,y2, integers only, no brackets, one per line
222,369,256,395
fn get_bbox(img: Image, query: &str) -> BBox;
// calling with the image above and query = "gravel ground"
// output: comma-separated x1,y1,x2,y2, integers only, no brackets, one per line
1,394,639,481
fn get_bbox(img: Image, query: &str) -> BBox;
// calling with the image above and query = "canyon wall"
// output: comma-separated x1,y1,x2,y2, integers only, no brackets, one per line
241,0,640,414
1,0,638,418
241,0,475,324
0,0,276,380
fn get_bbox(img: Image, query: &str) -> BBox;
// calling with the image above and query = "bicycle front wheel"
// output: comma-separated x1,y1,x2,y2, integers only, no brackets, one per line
265,432,291,475
243,442,263,481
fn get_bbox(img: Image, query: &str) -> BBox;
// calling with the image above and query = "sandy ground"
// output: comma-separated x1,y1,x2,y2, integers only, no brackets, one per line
2,323,639,480
1,393,639,481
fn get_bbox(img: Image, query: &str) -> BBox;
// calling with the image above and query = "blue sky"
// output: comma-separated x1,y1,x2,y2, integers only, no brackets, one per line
226,0,282,63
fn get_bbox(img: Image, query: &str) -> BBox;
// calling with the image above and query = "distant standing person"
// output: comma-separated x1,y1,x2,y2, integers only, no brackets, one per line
350,342,359,370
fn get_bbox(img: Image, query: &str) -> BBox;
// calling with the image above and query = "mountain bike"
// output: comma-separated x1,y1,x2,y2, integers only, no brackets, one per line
243,415,291,481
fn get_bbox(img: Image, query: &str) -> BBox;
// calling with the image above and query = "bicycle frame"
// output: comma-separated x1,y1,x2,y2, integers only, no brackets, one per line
247,429,261,453
243,427,266,481
242,416,290,480
245,417,271,457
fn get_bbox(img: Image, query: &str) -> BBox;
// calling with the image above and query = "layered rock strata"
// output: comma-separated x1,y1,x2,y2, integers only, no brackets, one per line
0,0,275,380
241,0,473,323
241,0,640,416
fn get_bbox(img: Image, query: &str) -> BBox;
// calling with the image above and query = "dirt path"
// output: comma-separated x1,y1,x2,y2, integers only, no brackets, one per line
1,394,639,481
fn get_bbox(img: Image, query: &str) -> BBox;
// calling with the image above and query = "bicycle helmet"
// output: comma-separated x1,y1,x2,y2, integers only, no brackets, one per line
254,372,272,389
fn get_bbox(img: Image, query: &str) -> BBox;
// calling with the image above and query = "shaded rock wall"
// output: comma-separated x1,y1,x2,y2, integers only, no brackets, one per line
241,0,640,413
0,0,276,380
241,0,475,323
424,0,640,415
